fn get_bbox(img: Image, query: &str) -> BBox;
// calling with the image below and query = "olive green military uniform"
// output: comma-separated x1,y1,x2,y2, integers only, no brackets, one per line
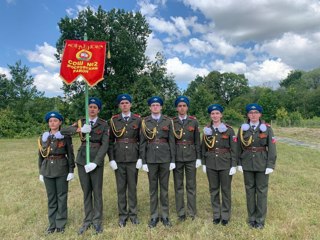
38,134,75,230
202,124,237,221
140,115,175,219
237,122,276,225
61,118,109,228
172,116,201,219
109,113,141,222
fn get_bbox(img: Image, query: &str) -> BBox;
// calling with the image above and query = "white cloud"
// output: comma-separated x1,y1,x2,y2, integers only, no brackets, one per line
145,33,164,60
211,60,247,74
0,67,12,79
170,16,191,37
260,32,320,70
6,0,15,4
22,42,59,70
166,57,209,86
137,0,158,16
148,17,178,36
30,66,63,95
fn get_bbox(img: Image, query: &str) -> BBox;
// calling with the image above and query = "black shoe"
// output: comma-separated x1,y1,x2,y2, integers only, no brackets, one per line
130,217,140,225
118,219,127,228
93,224,103,234
56,227,65,233
178,215,186,222
255,223,264,229
78,224,91,235
148,218,159,228
221,220,229,226
46,227,55,234
213,218,220,225
161,217,172,227
248,221,256,228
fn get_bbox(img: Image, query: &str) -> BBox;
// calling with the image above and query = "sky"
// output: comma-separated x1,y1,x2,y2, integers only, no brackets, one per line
1,0,320,97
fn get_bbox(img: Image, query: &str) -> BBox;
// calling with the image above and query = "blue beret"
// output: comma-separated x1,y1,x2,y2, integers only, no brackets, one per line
175,96,190,107
45,111,63,122
207,104,224,113
117,94,132,104
246,103,263,113
148,96,163,106
89,97,102,109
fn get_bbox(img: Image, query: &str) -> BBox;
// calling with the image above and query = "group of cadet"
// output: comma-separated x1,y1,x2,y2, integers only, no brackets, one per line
37,94,277,235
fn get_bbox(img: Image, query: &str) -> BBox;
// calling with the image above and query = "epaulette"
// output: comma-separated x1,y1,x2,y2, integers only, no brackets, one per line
163,115,171,120
172,116,178,120
112,114,120,119
98,118,106,122
265,123,271,127
225,123,232,128
133,113,141,118
188,115,197,119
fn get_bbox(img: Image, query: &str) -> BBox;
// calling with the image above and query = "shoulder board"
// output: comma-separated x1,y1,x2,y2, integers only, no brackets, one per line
188,116,197,119
133,113,141,118
112,114,120,119
98,118,106,122
225,123,232,128
265,123,271,127
172,116,178,120
163,115,172,120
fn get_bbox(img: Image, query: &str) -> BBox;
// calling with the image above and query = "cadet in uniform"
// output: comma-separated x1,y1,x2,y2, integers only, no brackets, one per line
60,97,109,234
140,96,176,228
172,96,201,221
237,103,277,229
38,111,75,234
202,104,237,226
108,94,142,227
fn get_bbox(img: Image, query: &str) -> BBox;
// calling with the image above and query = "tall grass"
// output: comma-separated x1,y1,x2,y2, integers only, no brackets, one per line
0,135,319,240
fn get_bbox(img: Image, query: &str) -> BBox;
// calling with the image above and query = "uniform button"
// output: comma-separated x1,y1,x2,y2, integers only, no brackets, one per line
253,154,255,157
252,140,255,142
216,140,218,143
183,133,185,135
157,131,159,133
156,146,159,149
215,134,218,136
125,124,128,126
125,146,128,149
184,146,186,149
216,154,218,157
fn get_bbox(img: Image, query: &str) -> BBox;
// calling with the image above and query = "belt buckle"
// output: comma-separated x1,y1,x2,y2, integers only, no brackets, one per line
215,147,219,153
123,138,129,143
251,147,257,153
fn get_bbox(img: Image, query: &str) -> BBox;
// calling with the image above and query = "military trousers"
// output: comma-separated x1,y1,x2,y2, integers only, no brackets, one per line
115,162,138,221
173,161,197,217
243,171,269,224
206,168,232,220
78,164,104,226
147,162,170,219
44,175,69,229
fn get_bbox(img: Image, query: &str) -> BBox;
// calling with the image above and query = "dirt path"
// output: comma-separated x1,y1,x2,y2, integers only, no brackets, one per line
276,137,320,151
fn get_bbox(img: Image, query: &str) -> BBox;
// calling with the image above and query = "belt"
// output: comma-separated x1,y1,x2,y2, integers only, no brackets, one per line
148,139,168,144
81,142,101,147
46,155,65,160
116,138,137,143
245,146,266,152
208,148,230,154
176,140,194,145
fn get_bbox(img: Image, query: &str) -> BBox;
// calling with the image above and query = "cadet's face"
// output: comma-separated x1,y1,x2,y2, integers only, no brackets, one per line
149,103,162,114
210,110,223,123
48,118,62,131
119,100,131,113
247,111,261,122
176,102,188,115
89,104,100,118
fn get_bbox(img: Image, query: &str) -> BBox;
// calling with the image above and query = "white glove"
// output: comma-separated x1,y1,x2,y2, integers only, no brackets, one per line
39,175,44,182
109,160,118,170
229,167,237,175
265,168,274,174
237,166,243,173
142,164,149,172
136,159,142,169
169,163,176,171
66,173,74,181
195,159,202,168
84,162,97,173
202,165,207,173
81,124,92,133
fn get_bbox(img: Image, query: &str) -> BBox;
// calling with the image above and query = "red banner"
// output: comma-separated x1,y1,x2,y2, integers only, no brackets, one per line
59,40,107,87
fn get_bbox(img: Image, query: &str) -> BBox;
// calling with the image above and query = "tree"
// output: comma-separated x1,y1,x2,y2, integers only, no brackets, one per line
279,70,304,88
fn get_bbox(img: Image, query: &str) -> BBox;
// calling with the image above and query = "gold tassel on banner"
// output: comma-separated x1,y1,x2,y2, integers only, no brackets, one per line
107,42,111,59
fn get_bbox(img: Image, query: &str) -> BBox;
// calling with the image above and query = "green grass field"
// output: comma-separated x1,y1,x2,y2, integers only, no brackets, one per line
1,128,320,240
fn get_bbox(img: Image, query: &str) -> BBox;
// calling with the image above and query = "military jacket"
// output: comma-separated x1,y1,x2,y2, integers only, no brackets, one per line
237,122,277,172
201,123,237,170
38,134,75,178
108,113,141,163
60,118,109,166
140,115,175,164
172,116,201,162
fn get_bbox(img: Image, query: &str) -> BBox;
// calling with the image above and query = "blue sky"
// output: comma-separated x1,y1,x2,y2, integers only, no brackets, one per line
1,0,320,96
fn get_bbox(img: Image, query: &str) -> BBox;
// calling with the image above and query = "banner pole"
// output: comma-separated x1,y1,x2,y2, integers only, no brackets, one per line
84,33,90,165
